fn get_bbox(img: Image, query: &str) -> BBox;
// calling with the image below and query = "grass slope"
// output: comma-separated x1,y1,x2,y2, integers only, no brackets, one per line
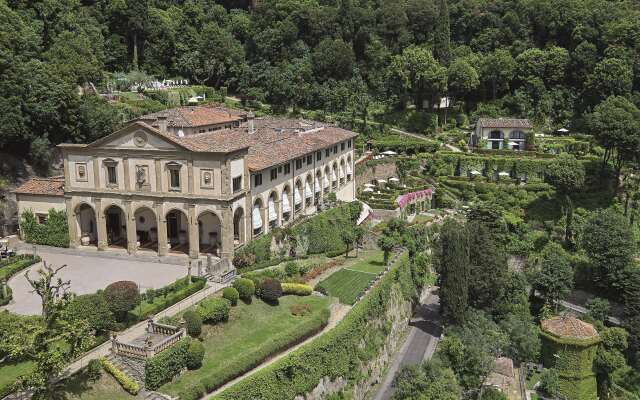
316,252,385,305
160,295,331,397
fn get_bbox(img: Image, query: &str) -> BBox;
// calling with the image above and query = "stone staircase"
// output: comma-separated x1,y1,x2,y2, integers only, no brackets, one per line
105,353,176,400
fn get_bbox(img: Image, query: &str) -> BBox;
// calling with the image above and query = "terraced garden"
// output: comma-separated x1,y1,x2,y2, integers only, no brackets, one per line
315,252,386,305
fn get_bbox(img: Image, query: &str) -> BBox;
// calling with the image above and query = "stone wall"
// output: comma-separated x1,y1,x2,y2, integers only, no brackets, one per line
297,283,416,400
355,161,397,188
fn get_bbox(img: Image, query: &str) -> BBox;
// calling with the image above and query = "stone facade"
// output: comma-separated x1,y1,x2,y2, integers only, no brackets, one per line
16,106,358,264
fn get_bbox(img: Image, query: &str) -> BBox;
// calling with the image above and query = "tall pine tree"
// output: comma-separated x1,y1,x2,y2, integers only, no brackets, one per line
434,0,451,64
437,219,470,324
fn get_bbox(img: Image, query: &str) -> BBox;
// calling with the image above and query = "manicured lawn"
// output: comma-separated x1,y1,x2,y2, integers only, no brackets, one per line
0,360,34,394
61,370,134,400
316,252,385,305
160,295,331,398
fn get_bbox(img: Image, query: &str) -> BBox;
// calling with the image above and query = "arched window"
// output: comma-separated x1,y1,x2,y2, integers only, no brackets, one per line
489,130,503,140
510,130,526,140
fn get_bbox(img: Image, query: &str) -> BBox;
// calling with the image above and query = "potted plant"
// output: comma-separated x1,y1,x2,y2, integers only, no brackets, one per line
80,233,91,246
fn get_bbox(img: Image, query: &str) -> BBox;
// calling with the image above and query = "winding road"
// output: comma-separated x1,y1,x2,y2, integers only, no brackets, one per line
372,288,442,400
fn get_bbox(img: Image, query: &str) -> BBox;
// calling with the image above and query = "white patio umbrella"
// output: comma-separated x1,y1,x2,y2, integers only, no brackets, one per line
508,141,518,146
382,150,398,156
470,170,481,175
389,177,400,182
364,183,376,188
377,179,387,184
557,128,569,133
363,188,374,192
498,172,510,177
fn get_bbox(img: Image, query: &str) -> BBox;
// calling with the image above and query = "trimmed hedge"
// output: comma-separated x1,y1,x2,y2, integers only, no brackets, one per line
222,287,239,306
0,256,40,281
186,340,205,370
145,338,191,390
259,278,282,303
213,253,420,400
198,298,230,324
130,277,206,320
20,209,69,247
281,283,313,296
183,310,202,338
101,357,140,395
233,278,255,301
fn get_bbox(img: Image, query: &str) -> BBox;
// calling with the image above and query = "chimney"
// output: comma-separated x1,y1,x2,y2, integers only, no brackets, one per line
157,116,167,132
247,111,255,134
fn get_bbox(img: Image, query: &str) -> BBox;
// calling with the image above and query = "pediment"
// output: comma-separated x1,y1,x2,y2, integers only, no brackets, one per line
88,123,187,152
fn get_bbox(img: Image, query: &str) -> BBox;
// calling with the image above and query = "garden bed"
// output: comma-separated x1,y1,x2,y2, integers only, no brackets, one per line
159,295,332,399
315,252,386,305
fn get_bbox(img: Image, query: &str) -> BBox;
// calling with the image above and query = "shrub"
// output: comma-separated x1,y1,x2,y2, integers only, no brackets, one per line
145,338,191,390
281,283,313,296
284,261,299,276
233,278,255,302
260,278,282,303
233,252,256,269
0,256,41,281
65,293,115,334
223,287,239,306
20,209,70,247
101,357,140,395
183,310,202,338
104,281,140,321
186,340,205,370
87,359,102,382
290,303,312,316
198,297,230,324
130,277,206,321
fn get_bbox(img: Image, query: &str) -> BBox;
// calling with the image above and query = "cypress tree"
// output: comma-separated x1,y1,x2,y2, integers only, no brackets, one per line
468,221,508,311
438,219,469,324
434,0,451,63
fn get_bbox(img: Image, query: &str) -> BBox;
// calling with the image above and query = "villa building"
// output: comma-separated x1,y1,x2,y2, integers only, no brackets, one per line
471,118,532,150
15,105,357,263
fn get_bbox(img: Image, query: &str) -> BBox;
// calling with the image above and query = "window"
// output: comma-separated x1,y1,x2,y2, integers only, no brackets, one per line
169,169,181,189
510,130,526,140
316,151,322,161
107,165,117,185
254,173,263,187
36,213,47,224
348,139,352,149
325,149,330,157
341,142,345,151
333,145,338,153
284,163,291,175
306,155,312,165
295,159,303,170
270,168,278,181
489,130,503,140
76,163,87,182
233,176,242,192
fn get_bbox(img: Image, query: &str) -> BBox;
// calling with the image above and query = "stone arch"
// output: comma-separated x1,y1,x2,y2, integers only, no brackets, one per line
134,206,157,252
323,166,331,193
304,174,313,208
331,162,338,190
339,158,346,186
346,155,353,181
281,185,292,222
233,207,245,246
294,178,303,213
314,169,322,204
75,203,96,247
104,204,127,248
252,198,264,236
267,191,279,229
198,210,222,256
165,208,189,254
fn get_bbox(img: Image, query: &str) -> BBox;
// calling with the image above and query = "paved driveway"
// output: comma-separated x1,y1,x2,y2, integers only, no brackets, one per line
4,251,189,315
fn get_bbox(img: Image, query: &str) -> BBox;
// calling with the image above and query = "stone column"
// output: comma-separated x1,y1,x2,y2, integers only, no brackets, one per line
244,194,252,241
221,206,234,260
123,156,131,192
66,197,79,248
154,158,163,193
188,205,199,259
63,157,71,188
125,200,137,255
156,202,168,256
261,203,268,235
95,198,108,251
276,199,282,228
93,158,101,189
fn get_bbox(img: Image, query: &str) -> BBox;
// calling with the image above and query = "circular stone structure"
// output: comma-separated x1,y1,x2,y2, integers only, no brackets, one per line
540,315,601,400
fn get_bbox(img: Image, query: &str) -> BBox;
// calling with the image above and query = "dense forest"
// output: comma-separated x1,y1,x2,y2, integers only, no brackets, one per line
1,0,640,168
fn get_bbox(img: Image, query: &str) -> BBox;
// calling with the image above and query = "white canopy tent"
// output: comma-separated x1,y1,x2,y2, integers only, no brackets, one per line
294,186,302,205
282,193,291,213
268,197,277,222
252,204,263,230
304,181,313,198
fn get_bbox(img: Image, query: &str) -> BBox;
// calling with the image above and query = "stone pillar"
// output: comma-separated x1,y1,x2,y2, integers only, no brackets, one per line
188,205,199,259
244,194,252,241
261,204,268,235
66,197,79,248
221,206,234,260
221,159,230,196
96,199,108,251
156,202,168,256
63,157,71,188
93,158,101,189
124,200,137,255
154,158,163,193
187,159,194,194
276,199,282,228
123,156,131,192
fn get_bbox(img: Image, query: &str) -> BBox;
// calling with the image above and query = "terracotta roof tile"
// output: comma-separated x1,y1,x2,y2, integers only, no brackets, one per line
14,176,65,196
478,118,533,129
541,316,598,339
137,104,244,127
